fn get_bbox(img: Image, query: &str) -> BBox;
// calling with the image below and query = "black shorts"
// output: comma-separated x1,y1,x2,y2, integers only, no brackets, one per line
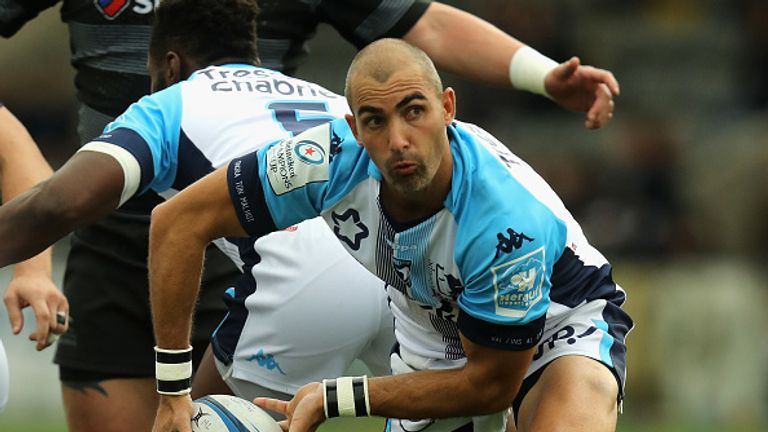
54,192,240,378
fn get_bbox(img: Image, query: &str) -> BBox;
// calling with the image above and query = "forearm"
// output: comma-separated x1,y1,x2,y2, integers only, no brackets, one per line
368,359,526,419
149,204,206,349
0,182,71,266
0,107,56,272
404,2,522,87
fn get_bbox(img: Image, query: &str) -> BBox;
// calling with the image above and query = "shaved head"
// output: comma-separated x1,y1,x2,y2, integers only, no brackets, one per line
345,38,443,107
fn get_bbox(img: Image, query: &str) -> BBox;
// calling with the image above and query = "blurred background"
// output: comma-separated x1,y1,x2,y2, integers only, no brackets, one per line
1,0,767,431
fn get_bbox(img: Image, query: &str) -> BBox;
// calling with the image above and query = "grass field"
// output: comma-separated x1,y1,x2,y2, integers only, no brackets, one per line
0,416,764,432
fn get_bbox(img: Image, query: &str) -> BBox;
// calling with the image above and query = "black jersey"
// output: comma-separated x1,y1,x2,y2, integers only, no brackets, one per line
1,0,430,118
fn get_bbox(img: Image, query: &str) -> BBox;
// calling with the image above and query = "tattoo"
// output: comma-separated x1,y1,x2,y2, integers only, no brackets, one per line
62,380,109,396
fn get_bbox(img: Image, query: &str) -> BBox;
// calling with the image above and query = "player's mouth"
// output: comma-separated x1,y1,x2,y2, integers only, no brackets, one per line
392,161,418,176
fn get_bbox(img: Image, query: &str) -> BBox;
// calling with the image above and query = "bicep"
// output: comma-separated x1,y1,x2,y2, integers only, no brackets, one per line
460,331,534,402
42,151,125,222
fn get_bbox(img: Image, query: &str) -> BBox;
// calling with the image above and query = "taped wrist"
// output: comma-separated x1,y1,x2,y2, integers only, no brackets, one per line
322,376,370,418
508,46,559,99
154,346,193,395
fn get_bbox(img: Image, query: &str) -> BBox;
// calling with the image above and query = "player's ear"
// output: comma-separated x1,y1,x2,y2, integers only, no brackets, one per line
442,87,456,125
165,51,182,86
345,114,362,146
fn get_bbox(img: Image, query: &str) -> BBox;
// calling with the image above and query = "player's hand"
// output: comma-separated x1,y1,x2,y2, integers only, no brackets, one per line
3,273,68,351
544,57,620,130
152,394,195,432
255,382,325,432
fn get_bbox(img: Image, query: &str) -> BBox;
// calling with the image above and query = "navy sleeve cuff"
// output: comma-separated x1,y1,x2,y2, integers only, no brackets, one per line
227,152,278,238
384,0,431,39
458,310,545,351
94,127,155,193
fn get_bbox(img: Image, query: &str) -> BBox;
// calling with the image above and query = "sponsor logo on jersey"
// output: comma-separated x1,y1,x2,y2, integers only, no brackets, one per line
94,0,130,19
94,0,158,20
331,208,369,250
494,227,534,258
533,323,599,361
294,140,326,165
433,264,463,299
392,258,412,287
492,247,545,318
247,349,286,375
266,124,330,195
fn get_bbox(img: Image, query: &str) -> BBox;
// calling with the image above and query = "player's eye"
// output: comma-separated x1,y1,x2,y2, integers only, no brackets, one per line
405,105,424,119
364,116,383,129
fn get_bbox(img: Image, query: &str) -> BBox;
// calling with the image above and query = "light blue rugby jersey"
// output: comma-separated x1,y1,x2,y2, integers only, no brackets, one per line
78,63,350,264
228,118,625,359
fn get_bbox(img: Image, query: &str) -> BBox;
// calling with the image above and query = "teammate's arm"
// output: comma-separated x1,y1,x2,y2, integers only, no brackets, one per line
149,166,246,432
403,2,619,129
256,332,534,431
0,104,69,350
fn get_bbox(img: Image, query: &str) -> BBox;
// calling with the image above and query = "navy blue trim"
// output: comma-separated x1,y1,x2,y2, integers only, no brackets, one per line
95,127,154,192
227,152,278,238
550,248,624,307
210,268,258,365
458,310,545,351
171,128,215,190
603,301,633,393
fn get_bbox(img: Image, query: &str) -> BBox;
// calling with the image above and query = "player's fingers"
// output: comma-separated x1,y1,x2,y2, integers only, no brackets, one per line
30,299,52,350
603,70,620,97
554,56,579,80
585,85,614,129
254,397,290,416
277,420,289,432
3,295,24,334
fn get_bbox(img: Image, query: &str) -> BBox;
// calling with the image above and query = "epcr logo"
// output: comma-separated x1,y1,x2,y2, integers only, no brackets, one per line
294,140,326,165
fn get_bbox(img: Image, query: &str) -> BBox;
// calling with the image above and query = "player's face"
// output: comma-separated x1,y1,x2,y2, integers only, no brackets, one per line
347,69,455,195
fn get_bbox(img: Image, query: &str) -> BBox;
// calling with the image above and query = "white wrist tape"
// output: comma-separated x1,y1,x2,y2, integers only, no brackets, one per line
155,346,193,395
508,46,559,99
322,375,370,418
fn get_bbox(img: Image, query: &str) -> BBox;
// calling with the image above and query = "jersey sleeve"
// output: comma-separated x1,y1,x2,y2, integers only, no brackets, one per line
227,118,367,239
318,0,431,47
77,85,183,205
449,127,569,351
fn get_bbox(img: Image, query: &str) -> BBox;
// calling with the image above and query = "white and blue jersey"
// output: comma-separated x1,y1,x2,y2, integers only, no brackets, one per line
227,118,632,386
77,65,395,394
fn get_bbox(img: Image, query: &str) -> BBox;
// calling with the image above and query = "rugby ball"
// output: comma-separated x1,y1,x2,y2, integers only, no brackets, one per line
191,394,282,432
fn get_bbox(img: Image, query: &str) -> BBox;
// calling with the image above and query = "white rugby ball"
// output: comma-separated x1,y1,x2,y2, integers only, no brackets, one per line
191,394,282,432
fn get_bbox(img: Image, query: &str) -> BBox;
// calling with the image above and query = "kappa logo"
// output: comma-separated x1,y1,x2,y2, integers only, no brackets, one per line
494,228,534,258
248,349,286,375
331,209,369,250
294,140,326,165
